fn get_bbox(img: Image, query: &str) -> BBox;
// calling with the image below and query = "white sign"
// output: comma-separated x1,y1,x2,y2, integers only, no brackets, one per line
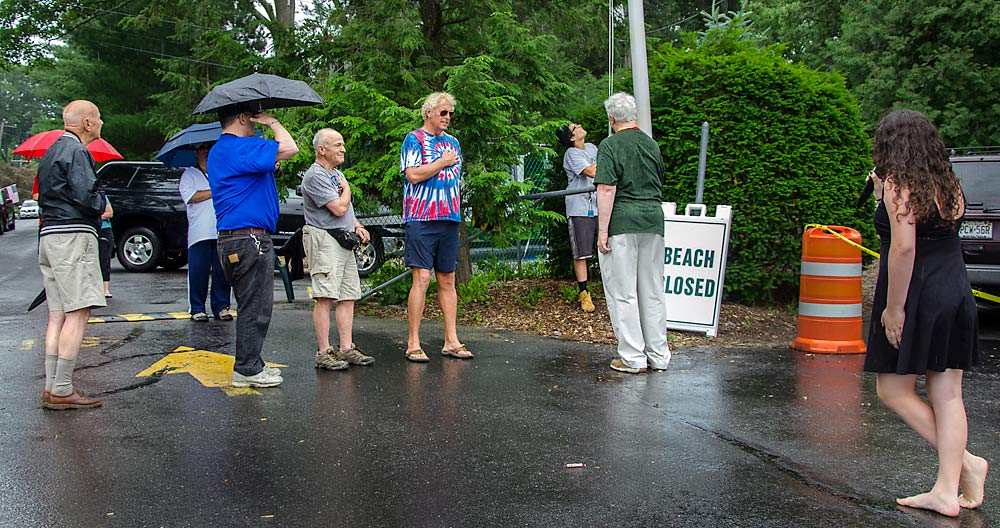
663,202,732,337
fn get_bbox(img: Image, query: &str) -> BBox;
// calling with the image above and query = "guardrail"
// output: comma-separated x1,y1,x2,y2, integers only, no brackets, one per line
358,185,597,301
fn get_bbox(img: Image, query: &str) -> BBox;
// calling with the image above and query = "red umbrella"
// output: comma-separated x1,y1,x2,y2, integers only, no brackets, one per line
12,130,124,162
85,138,124,162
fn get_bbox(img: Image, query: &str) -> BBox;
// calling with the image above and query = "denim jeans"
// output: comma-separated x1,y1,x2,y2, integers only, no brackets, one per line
217,233,274,376
188,239,231,317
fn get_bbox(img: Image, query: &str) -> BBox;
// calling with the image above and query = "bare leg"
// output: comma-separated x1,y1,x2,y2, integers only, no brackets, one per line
437,271,462,351
335,300,354,350
312,297,333,351
58,308,91,361
407,268,431,355
45,310,66,357
573,259,588,283
877,374,988,509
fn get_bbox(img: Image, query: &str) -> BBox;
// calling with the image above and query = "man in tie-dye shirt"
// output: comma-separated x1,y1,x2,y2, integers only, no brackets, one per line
399,91,473,363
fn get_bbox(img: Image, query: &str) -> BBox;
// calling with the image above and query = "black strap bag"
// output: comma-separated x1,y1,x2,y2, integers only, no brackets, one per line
327,228,361,250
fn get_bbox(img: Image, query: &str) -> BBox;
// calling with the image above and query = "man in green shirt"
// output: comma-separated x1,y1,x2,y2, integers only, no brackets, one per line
595,92,671,374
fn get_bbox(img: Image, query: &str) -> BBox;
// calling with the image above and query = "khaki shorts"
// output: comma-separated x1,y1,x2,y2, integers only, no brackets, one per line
302,225,362,300
38,232,106,313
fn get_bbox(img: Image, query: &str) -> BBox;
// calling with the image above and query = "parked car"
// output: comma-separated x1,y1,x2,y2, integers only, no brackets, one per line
96,161,392,276
954,148,1000,301
18,199,39,219
0,198,14,233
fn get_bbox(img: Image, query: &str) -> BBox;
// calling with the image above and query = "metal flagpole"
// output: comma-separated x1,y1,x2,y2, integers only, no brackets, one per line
627,0,652,138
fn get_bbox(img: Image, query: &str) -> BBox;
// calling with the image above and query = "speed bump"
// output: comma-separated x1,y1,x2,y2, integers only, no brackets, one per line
89,312,200,324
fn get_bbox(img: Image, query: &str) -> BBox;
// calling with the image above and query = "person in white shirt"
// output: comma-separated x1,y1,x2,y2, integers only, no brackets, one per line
179,142,232,322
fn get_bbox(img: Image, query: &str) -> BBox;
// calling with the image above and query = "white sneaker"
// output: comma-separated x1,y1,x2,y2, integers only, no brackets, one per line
264,365,281,376
232,369,283,388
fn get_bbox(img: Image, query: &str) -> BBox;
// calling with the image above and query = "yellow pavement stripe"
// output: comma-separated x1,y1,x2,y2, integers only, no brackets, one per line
805,223,1000,304
21,339,34,351
136,346,287,397
121,313,156,322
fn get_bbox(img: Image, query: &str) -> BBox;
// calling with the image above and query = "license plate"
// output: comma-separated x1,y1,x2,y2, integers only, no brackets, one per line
960,220,993,240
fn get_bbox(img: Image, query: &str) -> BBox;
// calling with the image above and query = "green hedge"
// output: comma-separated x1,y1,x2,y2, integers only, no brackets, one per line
649,39,875,304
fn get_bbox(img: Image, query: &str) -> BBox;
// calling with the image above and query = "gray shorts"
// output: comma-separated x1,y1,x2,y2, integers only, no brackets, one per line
303,225,362,300
38,232,106,312
568,216,597,260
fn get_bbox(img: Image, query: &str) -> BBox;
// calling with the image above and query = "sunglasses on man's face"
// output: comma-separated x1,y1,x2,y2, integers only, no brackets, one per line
439,110,455,117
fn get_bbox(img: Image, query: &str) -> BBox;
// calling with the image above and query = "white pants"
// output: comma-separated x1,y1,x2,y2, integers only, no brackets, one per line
598,233,671,369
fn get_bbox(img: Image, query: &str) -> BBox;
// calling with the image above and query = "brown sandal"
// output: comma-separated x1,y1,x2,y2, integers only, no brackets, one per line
405,348,430,363
441,345,474,359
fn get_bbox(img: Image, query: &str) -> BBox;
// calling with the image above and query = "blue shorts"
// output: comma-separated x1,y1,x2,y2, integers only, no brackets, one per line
404,220,460,273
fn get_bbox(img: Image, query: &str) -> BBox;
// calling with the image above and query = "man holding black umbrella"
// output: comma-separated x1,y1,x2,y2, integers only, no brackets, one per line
37,100,107,409
208,108,298,388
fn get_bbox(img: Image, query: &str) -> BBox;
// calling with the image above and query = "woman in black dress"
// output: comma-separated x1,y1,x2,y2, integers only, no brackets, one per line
866,109,988,516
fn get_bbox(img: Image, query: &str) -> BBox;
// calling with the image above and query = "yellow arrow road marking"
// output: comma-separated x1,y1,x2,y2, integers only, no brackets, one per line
136,346,286,397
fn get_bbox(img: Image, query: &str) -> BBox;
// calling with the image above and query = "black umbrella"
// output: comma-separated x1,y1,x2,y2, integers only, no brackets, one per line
26,289,46,313
192,73,324,115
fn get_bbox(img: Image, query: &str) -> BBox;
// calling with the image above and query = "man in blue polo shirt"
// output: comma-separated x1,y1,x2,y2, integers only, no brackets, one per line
208,107,299,388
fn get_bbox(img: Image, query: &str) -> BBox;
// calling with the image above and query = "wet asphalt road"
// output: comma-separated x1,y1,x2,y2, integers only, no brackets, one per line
1,222,997,527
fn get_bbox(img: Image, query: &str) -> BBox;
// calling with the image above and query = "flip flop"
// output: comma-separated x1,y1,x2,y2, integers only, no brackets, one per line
441,345,474,359
405,348,430,363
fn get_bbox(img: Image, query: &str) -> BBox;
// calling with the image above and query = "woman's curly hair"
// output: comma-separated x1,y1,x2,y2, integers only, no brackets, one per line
873,109,963,224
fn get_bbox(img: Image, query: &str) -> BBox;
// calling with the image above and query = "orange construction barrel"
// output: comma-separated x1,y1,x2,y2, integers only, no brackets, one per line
791,225,866,354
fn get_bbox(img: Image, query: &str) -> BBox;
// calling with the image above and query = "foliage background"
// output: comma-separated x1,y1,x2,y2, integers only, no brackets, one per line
650,34,873,304
1,0,994,304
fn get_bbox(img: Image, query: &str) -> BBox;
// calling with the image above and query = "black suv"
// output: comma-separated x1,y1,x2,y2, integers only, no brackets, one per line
96,161,391,276
954,149,1000,299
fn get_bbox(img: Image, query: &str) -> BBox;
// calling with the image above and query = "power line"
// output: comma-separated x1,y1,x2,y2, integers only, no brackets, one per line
57,1,236,35
56,0,136,39
48,1,242,70
103,42,238,69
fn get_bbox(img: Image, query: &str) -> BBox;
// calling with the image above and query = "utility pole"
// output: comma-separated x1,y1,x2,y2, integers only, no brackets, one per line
627,0,652,138
0,120,15,160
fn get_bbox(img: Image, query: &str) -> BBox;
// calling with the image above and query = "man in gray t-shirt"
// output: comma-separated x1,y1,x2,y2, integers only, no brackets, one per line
556,122,599,313
300,128,375,371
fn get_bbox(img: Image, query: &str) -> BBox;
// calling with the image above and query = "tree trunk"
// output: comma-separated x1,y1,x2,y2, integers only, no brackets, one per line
456,221,472,285
273,0,295,28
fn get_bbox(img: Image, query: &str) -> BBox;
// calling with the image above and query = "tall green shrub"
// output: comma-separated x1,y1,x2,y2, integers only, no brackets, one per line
649,34,874,304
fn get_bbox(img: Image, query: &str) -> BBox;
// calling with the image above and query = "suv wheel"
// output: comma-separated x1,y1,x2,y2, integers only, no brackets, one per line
355,232,384,278
117,226,163,272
